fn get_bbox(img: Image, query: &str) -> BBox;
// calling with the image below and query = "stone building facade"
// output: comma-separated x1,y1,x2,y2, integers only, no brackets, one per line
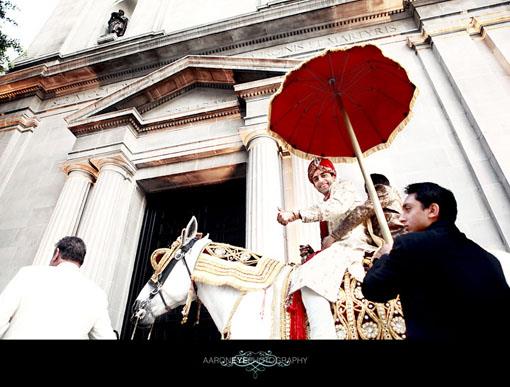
1,0,509,334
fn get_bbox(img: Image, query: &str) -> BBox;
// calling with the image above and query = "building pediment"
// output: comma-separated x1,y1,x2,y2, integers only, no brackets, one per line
65,55,299,136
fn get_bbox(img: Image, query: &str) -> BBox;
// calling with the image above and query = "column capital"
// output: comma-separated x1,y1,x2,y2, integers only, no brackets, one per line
63,161,98,181
239,125,288,152
90,153,136,179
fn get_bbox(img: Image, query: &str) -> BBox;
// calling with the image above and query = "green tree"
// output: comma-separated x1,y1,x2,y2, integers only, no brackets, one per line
0,0,22,72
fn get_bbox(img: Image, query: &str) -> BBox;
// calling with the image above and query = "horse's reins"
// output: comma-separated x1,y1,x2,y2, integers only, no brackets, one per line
131,236,200,339
175,237,203,325
174,237,199,295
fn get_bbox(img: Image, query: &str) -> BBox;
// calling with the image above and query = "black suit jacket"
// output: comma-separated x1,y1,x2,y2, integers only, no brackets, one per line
362,220,510,340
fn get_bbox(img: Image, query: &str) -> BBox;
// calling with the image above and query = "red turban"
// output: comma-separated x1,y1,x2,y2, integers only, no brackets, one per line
307,158,336,183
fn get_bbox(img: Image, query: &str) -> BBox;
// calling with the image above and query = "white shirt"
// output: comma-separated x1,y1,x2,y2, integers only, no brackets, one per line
0,262,116,339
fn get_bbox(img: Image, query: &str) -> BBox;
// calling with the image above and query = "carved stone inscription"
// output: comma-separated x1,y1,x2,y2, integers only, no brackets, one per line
238,19,416,58
45,80,133,109
142,88,236,119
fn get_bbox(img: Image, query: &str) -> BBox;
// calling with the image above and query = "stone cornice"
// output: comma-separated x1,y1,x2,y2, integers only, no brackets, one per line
410,1,510,40
406,32,431,51
0,110,39,132
467,13,510,35
0,0,406,103
68,101,241,136
234,76,285,99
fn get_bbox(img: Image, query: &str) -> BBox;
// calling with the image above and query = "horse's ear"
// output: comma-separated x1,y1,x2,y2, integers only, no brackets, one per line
183,216,198,244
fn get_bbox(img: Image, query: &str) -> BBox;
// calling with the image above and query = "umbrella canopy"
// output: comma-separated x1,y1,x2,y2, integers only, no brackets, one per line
269,44,417,162
268,44,418,244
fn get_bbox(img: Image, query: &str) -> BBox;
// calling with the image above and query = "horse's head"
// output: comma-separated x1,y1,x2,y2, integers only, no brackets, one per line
131,216,210,328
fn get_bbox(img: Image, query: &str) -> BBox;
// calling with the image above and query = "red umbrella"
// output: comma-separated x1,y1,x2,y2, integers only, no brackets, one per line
268,44,418,243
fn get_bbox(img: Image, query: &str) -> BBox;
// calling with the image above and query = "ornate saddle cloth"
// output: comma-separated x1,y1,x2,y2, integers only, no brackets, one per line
332,270,406,339
285,270,406,340
288,250,407,340
192,242,285,291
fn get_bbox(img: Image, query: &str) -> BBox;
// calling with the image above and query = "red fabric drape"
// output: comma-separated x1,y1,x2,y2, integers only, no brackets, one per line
288,239,326,339
287,290,308,340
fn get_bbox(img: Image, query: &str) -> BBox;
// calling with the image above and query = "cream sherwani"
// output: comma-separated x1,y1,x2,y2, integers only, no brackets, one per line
290,180,372,302
0,262,116,339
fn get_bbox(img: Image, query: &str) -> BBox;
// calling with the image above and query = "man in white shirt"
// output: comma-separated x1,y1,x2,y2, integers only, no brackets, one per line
0,236,116,339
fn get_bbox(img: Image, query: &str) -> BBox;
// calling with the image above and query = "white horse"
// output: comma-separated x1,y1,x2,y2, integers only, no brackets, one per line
131,217,292,339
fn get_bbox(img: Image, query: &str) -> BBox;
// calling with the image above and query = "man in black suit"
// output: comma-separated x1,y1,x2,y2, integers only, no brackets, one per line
362,182,510,340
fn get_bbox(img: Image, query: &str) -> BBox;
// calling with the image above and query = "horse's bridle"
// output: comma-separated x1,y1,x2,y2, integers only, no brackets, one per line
131,237,200,339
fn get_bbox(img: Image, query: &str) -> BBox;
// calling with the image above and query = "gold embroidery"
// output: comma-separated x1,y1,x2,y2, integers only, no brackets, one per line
192,242,284,291
332,272,406,340
280,266,294,340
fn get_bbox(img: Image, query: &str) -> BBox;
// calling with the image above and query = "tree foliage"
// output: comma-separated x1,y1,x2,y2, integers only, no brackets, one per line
0,0,22,72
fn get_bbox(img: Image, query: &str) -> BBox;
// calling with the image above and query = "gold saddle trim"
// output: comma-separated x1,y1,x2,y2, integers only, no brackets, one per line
192,242,285,291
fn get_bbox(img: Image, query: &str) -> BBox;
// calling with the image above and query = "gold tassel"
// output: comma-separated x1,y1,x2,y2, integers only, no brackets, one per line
194,300,201,326
181,285,195,324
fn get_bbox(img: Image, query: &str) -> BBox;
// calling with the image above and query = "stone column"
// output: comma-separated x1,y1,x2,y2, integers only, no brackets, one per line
290,155,322,251
77,154,136,294
33,162,97,265
241,127,286,261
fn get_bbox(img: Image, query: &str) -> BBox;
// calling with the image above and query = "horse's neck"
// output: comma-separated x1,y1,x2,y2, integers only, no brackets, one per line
196,283,241,334
195,264,292,339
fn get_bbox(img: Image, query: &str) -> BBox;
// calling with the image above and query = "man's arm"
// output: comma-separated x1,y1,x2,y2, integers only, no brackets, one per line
89,295,117,339
330,184,391,240
0,269,25,337
329,202,372,241
276,208,300,225
361,238,406,302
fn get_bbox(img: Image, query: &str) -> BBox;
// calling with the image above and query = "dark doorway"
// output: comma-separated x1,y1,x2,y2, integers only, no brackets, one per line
121,178,246,341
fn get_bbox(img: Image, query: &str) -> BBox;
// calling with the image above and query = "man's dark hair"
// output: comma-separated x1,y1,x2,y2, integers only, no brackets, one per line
404,182,457,223
364,173,390,193
370,173,390,186
55,236,86,265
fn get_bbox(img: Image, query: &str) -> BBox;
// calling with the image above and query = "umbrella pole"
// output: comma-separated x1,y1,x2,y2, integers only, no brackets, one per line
336,96,393,245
